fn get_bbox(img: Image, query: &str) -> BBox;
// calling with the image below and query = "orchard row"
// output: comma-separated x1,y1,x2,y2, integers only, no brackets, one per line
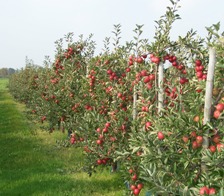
9,1,224,195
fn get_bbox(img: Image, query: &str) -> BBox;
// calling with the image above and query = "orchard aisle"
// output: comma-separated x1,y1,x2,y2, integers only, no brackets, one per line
0,78,124,196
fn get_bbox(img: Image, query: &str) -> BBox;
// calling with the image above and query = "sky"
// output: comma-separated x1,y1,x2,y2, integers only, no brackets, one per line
0,0,223,69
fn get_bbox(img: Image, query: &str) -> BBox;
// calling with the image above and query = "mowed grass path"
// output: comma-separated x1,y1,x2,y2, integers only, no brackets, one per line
0,78,124,196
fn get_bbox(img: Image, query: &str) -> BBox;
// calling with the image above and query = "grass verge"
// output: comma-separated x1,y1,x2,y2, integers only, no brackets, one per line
0,78,125,196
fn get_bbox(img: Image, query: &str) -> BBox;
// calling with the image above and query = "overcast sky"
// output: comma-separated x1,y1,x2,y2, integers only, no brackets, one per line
0,0,223,69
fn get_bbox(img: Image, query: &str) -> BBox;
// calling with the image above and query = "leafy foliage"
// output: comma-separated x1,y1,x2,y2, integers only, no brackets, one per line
9,0,224,195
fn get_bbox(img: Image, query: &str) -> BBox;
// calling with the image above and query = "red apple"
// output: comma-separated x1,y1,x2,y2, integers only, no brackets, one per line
217,143,224,152
131,174,138,181
213,110,221,119
157,131,164,140
209,145,216,153
192,141,199,149
130,184,137,191
195,59,202,66
212,135,220,144
216,103,224,112
137,183,144,190
133,188,141,195
199,186,209,195
145,121,152,130
182,136,189,143
208,188,216,195
196,135,203,144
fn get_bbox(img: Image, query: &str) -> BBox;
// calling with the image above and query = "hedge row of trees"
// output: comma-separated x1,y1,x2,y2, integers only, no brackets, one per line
0,68,16,78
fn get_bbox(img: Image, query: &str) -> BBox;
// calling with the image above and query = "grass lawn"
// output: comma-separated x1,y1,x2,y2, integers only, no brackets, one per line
0,78,125,196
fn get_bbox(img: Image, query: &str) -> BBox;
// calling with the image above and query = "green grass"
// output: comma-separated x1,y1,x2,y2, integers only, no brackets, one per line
0,78,125,196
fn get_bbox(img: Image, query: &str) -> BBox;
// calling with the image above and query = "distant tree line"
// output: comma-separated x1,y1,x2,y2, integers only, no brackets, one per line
0,68,17,78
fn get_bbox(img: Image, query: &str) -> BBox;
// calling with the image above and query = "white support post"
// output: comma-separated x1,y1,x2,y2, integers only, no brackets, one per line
158,62,164,115
202,47,216,173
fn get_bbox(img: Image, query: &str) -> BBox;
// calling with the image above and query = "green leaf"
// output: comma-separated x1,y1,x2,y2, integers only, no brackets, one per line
216,63,224,68
183,186,189,196
206,27,213,34
170,0,175,5
184,161,189,169
213,22,220,31
219,188,223,196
